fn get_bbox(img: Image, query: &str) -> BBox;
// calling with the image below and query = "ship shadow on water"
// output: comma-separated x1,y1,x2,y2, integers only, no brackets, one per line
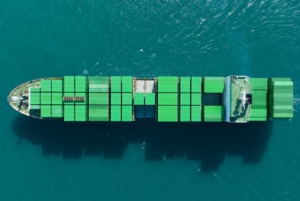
12,115,272,172
144,121,273,172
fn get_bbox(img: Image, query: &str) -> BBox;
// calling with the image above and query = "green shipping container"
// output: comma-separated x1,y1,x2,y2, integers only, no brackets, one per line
180,106,190,122
41,93,51,104
180,93,190,105
52,80,63,92
89,105,109,121
89,87,108,93
145,93,155,105
75,77,87,93
122,93,132,105
52,105,63,118
180,77,191,93
89,77,109,92
122,106,133,121
75,105,87,121
41,80,51,92
111,93,121,105
64,105,75,121
111,76,121,92
158,93,178,105
122,76,133,92
191,106,201,122
30,92,40,105
204,77,224,93
89,93,108,105
64,76,75,92
157,106,178,122
249,109,267,121
41,105,51,118
111,105,121,121
134,93,144,105
52,93,63,104
191,93,201,105
250,78,268,91
158,76,178,93
191,77,202,93
204,106,223,122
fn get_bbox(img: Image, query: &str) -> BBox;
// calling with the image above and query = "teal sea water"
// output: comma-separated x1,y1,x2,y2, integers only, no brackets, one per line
1,0,300,200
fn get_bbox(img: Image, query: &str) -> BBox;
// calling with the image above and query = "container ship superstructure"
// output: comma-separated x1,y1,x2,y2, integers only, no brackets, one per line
8,76,294,123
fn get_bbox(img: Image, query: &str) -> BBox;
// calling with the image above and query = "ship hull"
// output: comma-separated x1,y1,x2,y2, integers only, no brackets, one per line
8,76,294,122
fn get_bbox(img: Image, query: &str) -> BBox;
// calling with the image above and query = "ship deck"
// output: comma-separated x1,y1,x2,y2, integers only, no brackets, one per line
7,75,293,123
8,79,42,116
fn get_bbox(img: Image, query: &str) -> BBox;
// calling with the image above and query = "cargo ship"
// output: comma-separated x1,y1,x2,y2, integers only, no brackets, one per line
8,76,294,123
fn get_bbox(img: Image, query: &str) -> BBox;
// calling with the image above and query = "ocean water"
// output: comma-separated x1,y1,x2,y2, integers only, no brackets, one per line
0,0,300,200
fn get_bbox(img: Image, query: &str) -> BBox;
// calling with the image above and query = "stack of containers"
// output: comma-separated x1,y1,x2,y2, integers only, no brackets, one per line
134,92,145,105
133,80,155,118
157,76,178,122
145,93,155,105
204,106,223,122
249,78,268,121
204,77,224,122
63,76,75,121
134,79,145,107
204,77,224,93
144,80,155,107
121,76,133,121
180,77,191,122
29,88,41,110
51,79,63,118
88,76,109,121
269,78,293,118
110,76,121,121
75,76,87,121
191,77,202,122
40,80,52,118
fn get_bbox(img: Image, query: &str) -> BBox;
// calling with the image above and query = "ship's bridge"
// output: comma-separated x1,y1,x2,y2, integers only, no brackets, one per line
223,76,251,123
